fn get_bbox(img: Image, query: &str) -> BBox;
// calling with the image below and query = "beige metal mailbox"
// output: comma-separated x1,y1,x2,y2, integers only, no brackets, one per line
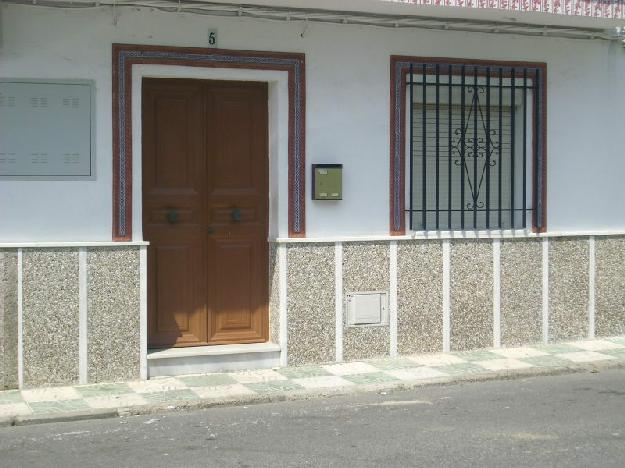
312,164,342,200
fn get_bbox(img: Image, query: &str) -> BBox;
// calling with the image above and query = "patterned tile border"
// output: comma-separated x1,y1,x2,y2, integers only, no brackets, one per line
384,0,625,19
112,44,306,240
1,337,624,421
389,56,547,235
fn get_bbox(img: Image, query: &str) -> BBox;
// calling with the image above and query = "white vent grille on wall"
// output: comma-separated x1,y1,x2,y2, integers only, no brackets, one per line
0,79,95,180
345,292,389,326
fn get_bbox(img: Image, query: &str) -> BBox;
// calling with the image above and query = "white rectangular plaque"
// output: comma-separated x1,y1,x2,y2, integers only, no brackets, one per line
0,79,95,180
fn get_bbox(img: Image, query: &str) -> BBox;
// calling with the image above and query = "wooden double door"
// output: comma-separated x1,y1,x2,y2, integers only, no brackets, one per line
143,78,269,348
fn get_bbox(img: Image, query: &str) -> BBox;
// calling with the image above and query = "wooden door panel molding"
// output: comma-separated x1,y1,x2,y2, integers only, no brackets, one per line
144,78,268,348
148,208,195,225
144,78,209,347
147,232,208,347
205,81,268,345
113,43,306,241
209,207,258,224
142,80,204,198
212,241,254,331
154,246,195,335
211,93,255,191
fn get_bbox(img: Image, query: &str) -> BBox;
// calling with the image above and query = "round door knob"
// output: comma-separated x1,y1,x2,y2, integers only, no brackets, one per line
231,207,242,222
166,209,179,224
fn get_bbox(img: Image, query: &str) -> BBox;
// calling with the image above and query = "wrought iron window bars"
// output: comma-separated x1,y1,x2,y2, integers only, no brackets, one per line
407,62,544,231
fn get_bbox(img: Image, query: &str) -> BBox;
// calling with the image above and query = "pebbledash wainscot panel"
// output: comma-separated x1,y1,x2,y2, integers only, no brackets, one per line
3,235,625,389
275,235,625,365
0,245,145,389
1,1,625,389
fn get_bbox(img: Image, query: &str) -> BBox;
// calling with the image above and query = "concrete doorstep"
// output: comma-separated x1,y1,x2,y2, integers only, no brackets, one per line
1,337,625,428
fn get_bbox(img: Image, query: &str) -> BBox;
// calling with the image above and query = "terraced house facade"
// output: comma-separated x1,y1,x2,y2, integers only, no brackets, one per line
1,0,624,390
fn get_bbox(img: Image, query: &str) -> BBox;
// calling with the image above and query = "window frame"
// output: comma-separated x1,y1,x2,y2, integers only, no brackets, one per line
390,56,547,235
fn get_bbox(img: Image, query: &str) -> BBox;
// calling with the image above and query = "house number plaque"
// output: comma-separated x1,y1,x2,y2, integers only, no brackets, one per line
208,29,218,47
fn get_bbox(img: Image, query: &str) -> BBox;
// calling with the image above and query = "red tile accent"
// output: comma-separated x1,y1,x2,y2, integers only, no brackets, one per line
112,44,306,241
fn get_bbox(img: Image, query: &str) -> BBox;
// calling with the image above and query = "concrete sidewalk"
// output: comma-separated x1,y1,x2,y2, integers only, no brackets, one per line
2,336,625,427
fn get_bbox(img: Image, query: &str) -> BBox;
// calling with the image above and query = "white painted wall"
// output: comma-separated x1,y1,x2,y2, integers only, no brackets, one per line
1,4,624,241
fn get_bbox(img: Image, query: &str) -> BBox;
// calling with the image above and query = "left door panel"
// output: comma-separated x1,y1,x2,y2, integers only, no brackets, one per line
143,79,208,347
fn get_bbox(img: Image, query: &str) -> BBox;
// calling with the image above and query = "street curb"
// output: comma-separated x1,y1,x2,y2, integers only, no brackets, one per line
121,359,625,417
2,408,118,427
3,359,624,427
0,416,14,428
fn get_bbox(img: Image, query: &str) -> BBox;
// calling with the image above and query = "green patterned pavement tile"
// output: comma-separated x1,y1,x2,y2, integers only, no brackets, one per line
0,391,24,405
178,374,237,387
432,363,490,375
535,343,584,354
244,381,303,394
367,358,421,371
29,399,90,414
342,372,400,385
452,350,502,362
520,355,576,367
142,389,200,404
191,383,256,399
606,337,625,346
76,383,133,398
276,366,332,379
0,403,31,417
84,393,147,409
13,340,625,417
597,348,625,359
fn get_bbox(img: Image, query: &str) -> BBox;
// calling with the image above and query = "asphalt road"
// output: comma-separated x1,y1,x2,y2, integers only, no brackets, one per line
1,369,624,467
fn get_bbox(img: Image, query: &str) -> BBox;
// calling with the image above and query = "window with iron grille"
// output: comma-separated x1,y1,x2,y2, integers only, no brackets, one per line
406,62,545,231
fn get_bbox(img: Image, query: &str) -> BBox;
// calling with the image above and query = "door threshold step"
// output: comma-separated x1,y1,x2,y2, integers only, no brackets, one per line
147,343,281,378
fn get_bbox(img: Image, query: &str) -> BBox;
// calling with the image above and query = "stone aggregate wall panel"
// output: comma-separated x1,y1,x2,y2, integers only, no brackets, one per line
0,252,4,389
397,241,443,354
450,240,493,351
342,242,390,361
595,237,625,337
549,238,588,341
268,243,280,346
286,244,335,365
343,326,389,361
87,248,140,383
500,239,542,346
22,249,79,387
0,251,18,389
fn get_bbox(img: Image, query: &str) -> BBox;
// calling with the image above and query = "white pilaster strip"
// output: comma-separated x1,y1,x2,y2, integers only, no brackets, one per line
442,240,451,353
17,248,23,389
493,239,501,348
278,243,288,367
542,238,549,344
139,245,148,380
78,248,88,384
588,236,596,339
389,241,398,358
334,242,343,362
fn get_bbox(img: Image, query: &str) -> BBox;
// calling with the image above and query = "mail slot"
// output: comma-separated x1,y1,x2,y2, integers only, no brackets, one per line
312,164,342,200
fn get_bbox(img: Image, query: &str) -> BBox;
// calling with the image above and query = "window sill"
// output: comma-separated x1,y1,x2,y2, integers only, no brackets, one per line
273,229,625,243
